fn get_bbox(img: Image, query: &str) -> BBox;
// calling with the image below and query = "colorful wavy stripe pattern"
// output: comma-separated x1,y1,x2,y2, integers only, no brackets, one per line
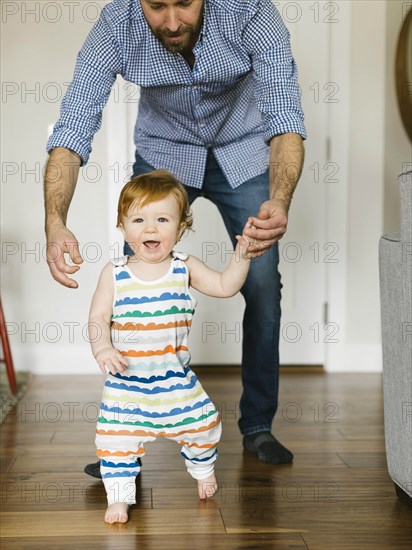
96,253,222,504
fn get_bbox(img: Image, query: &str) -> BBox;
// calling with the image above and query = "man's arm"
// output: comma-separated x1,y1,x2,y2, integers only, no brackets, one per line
241,0,306,256
44,147,83,288
269,132,304,210
244,132,304,256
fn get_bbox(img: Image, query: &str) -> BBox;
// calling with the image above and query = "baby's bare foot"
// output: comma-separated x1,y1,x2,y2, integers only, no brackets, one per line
198,474,218,499
104,502,129,524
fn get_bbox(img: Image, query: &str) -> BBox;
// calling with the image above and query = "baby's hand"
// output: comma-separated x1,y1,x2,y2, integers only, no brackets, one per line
94,347,129,375
235,221,260,261
235,234,253,261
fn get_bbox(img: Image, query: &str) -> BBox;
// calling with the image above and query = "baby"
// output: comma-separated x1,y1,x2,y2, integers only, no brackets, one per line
88,169,252,523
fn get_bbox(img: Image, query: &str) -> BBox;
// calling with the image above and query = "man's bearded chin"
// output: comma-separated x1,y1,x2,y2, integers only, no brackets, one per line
155,27,193,53
153,14,203,54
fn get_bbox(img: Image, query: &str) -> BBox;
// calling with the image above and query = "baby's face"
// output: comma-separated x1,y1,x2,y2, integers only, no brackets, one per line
119,195,183,263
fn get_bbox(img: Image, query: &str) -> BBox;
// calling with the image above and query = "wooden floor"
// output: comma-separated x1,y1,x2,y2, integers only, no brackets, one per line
1,368,411,549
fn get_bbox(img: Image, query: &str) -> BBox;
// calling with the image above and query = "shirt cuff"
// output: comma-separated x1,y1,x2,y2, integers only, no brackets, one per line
264,116,307,144
46,130,91,166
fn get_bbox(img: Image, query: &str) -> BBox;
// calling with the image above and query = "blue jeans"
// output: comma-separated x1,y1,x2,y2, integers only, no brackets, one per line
127,150,282,436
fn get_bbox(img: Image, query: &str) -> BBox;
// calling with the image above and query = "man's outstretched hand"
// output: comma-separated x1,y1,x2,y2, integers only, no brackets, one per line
243,198,288,258
46,223,83,288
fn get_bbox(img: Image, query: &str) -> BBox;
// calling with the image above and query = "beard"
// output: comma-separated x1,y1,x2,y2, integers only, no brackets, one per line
151,9,203,54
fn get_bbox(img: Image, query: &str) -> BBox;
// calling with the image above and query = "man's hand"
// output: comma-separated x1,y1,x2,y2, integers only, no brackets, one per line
243,198,288,257
46,223,83,288
44,147,82,287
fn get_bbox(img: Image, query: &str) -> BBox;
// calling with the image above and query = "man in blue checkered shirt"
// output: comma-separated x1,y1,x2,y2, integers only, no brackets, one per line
44,0,306,470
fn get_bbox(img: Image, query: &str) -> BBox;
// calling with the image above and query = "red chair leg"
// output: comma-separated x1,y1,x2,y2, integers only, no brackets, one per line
0,300,17,395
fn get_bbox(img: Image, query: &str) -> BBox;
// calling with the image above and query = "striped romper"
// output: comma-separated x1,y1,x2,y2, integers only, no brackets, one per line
95,251,222,505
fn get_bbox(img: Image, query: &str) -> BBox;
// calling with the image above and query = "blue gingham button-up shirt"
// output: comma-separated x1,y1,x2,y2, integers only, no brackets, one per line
47,0,306,188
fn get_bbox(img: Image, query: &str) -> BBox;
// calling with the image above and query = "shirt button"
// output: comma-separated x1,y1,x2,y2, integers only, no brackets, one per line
199,122,205,128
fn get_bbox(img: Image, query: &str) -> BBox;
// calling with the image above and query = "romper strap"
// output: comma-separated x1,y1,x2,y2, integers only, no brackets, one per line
172,250,189,261
111,255,129,267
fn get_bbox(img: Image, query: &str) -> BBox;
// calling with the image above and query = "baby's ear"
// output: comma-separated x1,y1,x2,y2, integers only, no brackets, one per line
177,222,186,240
117,223,126,238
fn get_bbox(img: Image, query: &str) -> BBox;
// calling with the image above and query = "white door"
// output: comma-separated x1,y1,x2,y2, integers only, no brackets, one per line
277,0,337,364
107,0,333,365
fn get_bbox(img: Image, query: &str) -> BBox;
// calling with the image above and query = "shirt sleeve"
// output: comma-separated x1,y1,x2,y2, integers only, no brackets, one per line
242,0,307,142
46,8,122,165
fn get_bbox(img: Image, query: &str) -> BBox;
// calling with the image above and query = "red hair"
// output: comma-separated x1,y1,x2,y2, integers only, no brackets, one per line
117,169,193,231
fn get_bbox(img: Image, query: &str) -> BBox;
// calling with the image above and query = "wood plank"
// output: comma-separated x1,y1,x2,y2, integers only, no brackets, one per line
337,452,388,468
152,481,397,509
336,426,385,440
1,470,396,509
220,500,412,533
0,509,225,537
0,455,15,473
0,443,96,457
2,437,387,457
0,478,151,512
1,533,308,549
302,531,412,550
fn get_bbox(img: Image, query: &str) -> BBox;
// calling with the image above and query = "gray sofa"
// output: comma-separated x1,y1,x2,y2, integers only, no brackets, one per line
379,170,412,507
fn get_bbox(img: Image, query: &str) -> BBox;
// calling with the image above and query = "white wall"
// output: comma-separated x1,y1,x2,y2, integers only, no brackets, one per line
1,2,110,374
1,1,409,374
344,0,387,371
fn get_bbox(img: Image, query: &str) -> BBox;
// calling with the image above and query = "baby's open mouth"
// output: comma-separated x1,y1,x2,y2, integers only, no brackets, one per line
143,241,160,249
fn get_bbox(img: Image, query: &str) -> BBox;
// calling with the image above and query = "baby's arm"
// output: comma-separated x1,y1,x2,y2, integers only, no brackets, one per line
186,225,253,298
88,263,128,374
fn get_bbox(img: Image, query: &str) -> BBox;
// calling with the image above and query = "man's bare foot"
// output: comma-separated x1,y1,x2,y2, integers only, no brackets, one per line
104,502,129,524
197,474,218,499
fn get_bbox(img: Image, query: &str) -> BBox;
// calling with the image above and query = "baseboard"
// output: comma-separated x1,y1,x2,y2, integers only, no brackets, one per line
191,365,324,375
279,365,324,373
